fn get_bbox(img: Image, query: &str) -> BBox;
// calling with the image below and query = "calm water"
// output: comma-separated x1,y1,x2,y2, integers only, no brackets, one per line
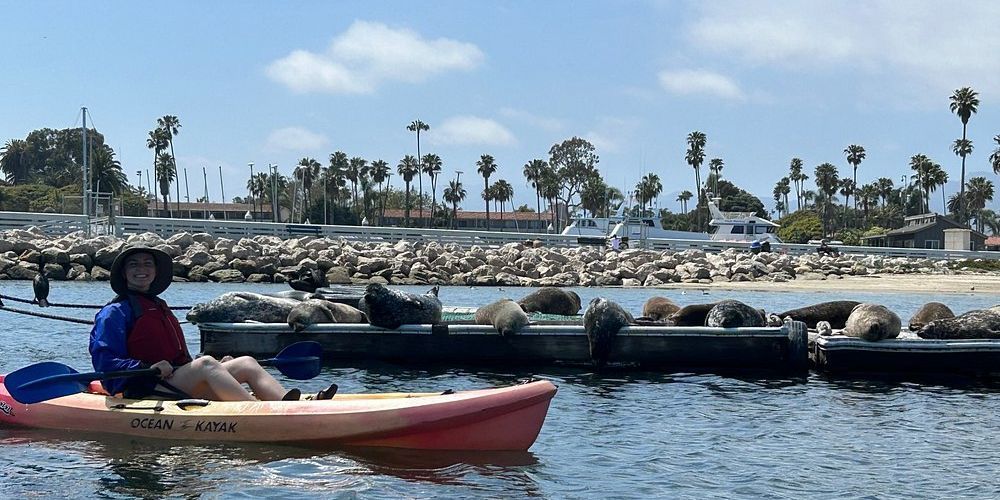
2,280,1000,498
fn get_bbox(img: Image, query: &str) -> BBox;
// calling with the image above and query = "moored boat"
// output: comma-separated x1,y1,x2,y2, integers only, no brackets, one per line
0,377,557,451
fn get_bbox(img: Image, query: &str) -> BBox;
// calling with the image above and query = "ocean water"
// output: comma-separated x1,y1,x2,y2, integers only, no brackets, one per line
1,280,999,499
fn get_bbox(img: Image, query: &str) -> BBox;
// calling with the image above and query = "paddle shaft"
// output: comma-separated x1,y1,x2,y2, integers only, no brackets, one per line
18,367,161,391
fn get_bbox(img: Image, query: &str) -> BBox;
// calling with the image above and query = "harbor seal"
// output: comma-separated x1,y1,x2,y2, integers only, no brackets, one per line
517,287,581,316
908,302,955,331
917,309,1000,339
358,284,442,329
287,299,368,332
289,268,329,293
583,297,633,368
705,300,766,328
842,303,901,341
668,303,718,326
474,299,530,336
778,300,861,329
186,292,301,324
641,296,680,321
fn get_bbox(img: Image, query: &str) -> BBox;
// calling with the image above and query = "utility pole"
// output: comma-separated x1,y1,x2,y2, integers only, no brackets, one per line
454,170,463,229
203,166,209,218
271,164,279,222
147,169,155,215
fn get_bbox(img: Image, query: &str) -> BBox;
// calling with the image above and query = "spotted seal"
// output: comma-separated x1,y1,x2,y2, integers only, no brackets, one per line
842,303,901,341
917,309,1000,339
358,284,442,329
641,296,680,321
474,299,530,336
287,299,368,332
705,300,766,328
908,302,955,331
668,303,718,327
778,300,861,329
187,292,302,324
517,287,581,316
583,297,633,368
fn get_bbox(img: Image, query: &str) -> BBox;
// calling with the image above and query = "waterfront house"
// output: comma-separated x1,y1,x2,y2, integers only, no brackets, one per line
861,213,986,250
379,208,556,232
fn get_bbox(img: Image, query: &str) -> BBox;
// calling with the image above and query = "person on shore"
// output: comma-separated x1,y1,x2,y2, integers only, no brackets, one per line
610,235,622,252
89,244,301,401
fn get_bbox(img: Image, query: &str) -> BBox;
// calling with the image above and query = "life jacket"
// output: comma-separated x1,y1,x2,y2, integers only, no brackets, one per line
120,293,192,367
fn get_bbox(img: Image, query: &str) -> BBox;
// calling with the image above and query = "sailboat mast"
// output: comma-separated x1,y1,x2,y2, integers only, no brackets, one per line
81,106,88,218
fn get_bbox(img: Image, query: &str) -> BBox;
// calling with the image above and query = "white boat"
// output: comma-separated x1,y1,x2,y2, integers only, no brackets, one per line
561,198,781,246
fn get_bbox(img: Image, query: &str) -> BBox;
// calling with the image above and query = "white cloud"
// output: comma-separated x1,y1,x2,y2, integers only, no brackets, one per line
432,116,516,146
658,69,745,100
686,1,1000,95
266,20,485,94
498,107,564,133
264,127,329,152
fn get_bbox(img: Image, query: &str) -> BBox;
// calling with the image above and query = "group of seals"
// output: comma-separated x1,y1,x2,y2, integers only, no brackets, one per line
916,306,1000,339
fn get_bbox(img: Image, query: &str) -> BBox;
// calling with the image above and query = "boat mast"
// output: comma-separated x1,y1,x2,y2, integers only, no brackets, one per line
81,106,88,220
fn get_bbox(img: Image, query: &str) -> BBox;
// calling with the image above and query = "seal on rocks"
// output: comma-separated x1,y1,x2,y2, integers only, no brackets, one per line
917,309,1000,339
908,302,955,331
705,300,766,328
641,296,680,321
187,292,302,324
778,300,861,329
287,299,368,332
358,284,442,329
583,297,633,367
474,299,530,336
517,287,582,316
668,303,718,327
842,303,901,341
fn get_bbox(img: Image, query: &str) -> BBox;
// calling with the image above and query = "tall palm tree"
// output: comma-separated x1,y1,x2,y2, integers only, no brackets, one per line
157,115,182,208
966,176,995,233
876,177,895,207
421,153,442,226
932,164,949,214
476,154,498,230
814,163,839,235
89,144,127,195
949,87,979,223
677,190,693,213
991,135,1000,175
685,131,707,229
0,139,30,185
155,152,175,215
443,179,467,229
844,144,865,210
523,159,547,225
708,158,724,196
294,157,321,221
789,158,804,210
328,151,349,219
493,179,514,230
407,120,430,220
347,157,367,218
370,159,390,225
635,173,662,213
538,166,561,230
396,155,418,227
146,129,169,212
838,178,855,227
910,154,934,213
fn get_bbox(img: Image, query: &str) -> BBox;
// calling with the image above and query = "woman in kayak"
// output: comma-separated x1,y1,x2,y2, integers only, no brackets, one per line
89,244,300,401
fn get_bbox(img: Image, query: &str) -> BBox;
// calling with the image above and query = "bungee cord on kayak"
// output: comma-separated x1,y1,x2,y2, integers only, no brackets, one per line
0,292,191,310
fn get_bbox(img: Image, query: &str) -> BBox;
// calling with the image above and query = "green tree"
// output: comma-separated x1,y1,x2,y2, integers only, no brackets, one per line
0,139,30,184
155,152,175,214
814,163,840,236
966,176,994,233
493,179,514,229
788,158,804,210
708,157,724,196
370,159,390,224
396,155,418,226
548,136,599,229
443,178,466,229
476,154,498,230
523,159,547,226
949,87,979,223
157,115,181,208
635,173,662,213
421,153,442,227
677,190,692,213
776,210,823,243
407,120,430,220
991,135,1000,174
844,144,865,210
89,144,127,194
685,131,707,229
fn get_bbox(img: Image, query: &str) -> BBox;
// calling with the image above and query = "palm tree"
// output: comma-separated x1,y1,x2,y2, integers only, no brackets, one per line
370,159,390,225
157,115,182,208
328,151,349,219
910,154,935,213
966,176,995,233
980,208,1000,235
844,144,865,210
476,154,498,230
247,172,269,217
396,155,418,227
708,158,724,196
493,179,514,230
991,135,1000,175
876,177,895,207
635,173,662,213
949,87,979,223
443,179,467,229
814,163,839,235
155,152,175,215
932,164,949,214
347,157,367,218
294,157,321,221
677,190,693,213
0,139,30,185
407,120,430,220
523,159,547,225
685,131,707,229
89,144,127,195
788,158,803,210
421,153,442,226
146,129,169,212
838,178,855,227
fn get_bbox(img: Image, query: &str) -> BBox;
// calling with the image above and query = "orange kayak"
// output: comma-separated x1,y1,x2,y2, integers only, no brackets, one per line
0,376,556,451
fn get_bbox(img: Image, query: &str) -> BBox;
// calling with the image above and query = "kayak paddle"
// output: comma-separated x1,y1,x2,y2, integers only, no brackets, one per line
5,341,324,404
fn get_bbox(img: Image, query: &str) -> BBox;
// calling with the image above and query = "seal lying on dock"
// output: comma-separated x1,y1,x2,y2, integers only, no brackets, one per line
187,292,302,324
517,287,581,316
583,297,633,368
908,302,955,331
778,300,860,329
917,309,1000,339
474,299,530,336
287,299,368,332
359,284,442,329
706,300,766,328
641,296,680,321
842,303,901,341
668,303,718,326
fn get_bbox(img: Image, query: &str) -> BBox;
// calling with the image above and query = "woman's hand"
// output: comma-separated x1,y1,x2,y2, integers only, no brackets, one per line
151,360,173,379
220,355,234,362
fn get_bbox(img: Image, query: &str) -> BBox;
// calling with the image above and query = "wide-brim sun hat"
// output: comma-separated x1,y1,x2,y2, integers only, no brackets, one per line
110,244,174,296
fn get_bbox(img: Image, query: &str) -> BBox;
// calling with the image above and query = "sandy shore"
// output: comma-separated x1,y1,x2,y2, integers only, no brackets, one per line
661,273,1000,295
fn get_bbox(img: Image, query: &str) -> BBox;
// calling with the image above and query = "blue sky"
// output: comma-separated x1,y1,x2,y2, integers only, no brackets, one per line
3,1,1000,216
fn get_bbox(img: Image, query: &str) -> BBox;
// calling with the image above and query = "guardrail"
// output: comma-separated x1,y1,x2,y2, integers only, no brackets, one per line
3,210,999,261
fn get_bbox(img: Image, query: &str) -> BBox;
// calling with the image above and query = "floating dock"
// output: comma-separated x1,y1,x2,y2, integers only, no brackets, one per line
811,335,1000,377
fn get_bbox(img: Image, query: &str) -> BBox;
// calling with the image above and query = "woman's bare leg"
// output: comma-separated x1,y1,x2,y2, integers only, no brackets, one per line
167,356,255,401
221,356,287,401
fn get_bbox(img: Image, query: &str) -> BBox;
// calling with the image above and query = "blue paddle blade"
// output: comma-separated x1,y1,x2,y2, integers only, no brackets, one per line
261,341,322,380
5,362,87,404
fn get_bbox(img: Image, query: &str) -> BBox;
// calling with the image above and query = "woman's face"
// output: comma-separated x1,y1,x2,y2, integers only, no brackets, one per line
124,252,156,293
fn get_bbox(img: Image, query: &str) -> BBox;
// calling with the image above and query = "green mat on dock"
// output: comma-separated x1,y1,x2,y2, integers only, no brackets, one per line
441,311,582,323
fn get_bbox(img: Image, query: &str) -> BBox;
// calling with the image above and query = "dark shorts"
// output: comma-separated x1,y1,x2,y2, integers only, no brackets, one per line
121,376,185,399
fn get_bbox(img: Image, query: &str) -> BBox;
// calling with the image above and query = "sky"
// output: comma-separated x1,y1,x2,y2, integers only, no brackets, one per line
3,0,1000,217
